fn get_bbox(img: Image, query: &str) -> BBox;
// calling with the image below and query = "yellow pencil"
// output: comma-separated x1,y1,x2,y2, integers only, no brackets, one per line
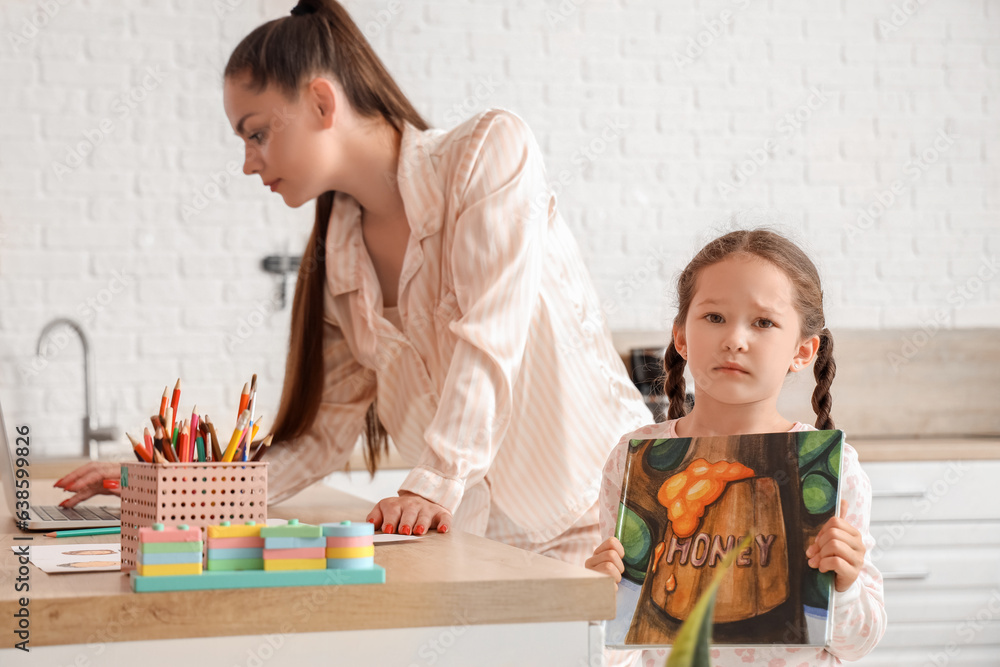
222,410,250,462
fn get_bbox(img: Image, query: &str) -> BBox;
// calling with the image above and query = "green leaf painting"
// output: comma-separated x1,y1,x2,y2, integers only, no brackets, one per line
665,536,753,667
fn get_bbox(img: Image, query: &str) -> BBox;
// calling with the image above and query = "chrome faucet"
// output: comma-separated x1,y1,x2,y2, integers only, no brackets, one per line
35,318,119,460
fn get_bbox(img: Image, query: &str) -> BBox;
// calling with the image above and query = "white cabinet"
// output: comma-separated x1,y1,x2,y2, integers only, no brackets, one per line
852,460,1000,666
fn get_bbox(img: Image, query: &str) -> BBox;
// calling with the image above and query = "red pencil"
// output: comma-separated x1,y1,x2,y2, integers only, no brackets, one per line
158,386,168,419
179,421,190,462
170,378,181,432
143,427,154,461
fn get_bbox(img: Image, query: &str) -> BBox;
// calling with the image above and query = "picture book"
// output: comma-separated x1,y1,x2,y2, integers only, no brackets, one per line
605,430,844,648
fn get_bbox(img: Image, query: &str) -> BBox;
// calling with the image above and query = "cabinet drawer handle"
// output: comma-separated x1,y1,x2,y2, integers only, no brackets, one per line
882,570,930,580
872,489,925,499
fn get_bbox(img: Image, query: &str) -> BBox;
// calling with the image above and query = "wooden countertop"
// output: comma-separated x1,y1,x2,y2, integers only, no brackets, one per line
0,481,614,647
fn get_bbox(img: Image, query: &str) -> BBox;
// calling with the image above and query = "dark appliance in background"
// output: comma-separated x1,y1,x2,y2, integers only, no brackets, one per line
628,348,694,423
629,347,668,422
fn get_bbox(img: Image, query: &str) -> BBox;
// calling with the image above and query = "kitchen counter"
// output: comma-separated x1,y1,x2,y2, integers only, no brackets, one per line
0,480,612,664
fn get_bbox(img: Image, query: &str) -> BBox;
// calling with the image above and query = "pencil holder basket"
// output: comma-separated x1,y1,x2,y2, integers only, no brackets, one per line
119,461,267,571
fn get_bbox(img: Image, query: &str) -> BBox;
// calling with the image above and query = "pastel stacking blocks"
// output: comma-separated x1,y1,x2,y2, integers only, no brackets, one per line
130,518,385,592
137,523,203,576
260,519,325,571
206,521,264,571
322,521,375,570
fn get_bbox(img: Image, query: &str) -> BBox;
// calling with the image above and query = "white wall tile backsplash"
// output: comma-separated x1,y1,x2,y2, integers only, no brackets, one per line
0,0,997,455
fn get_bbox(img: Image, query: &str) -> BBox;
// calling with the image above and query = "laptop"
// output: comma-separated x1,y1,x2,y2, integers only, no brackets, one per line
1,398,120,531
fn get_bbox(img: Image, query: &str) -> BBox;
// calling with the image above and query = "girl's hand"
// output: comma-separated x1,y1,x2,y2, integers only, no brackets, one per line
585,537,626,590
53,462,123,508
806,499,865,592
367,491,452,536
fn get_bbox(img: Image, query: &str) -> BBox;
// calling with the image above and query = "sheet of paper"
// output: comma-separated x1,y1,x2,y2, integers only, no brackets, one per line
373,533,422,544
266,519,420,543
11,543,121,574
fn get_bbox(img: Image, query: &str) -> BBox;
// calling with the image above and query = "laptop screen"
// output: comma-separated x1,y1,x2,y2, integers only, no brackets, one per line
0,397,27,522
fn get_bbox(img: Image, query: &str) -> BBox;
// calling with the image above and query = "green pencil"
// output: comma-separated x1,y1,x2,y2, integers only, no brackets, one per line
44,526,122,538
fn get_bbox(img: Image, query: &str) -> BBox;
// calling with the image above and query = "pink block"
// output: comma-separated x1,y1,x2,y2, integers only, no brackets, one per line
262,547,325,560
139,525,202,543
207,536,266,549
326,536,374,548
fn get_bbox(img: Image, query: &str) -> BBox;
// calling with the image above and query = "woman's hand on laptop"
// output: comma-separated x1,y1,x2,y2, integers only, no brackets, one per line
54,462,122,508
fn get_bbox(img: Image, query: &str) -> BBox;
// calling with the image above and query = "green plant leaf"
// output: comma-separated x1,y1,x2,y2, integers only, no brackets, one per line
665,536,753,667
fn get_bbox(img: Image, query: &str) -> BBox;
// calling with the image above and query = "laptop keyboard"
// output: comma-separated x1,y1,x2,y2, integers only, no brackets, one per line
34,505,120,521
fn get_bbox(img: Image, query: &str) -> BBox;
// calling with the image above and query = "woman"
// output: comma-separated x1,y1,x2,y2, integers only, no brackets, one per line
58,0,650,565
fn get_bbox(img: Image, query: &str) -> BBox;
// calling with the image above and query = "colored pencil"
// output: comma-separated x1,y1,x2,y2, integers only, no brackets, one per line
237,382,250,420
206,418,223,462
250,434,273,462
189,407,200,462
156,423,177,463
143,427,154,460
170,378,181,431
248,373,258,420
125,432,146,462
222,410,250,462
132,442,152,463
158,386,169,419
163,407,173,447
44,527,121,538
179,422,190,463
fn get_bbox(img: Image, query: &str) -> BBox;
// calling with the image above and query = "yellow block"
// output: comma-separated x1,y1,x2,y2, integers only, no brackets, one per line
325,545,375,559
207,524,262,539
137,562,203,577
263,558,325,571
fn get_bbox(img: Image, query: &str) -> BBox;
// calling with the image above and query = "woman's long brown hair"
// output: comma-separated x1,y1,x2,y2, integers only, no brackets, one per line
225,0,430,473
664,229,836,430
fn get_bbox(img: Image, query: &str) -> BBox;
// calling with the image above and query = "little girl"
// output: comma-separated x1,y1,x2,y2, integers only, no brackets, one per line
587,229,886,666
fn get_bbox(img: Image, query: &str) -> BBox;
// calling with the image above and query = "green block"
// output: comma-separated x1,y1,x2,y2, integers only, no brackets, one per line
131,565,385,592
141,541,203,554
259,518,322,538
207,558,264,571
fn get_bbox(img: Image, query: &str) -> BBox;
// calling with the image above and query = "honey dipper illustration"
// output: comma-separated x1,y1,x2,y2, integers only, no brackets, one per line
657,458,755,538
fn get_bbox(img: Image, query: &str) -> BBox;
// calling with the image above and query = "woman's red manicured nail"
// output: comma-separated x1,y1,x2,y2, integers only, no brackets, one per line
399,525,411,536
367,518,375,524
440,525,448,533
384,524,393,534
414,525,425,535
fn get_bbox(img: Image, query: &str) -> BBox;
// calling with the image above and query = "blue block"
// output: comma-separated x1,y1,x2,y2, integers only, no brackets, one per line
327,557,375,570
140,551,203,566
263,536,327,549
321,521,374,538
207,547,264,560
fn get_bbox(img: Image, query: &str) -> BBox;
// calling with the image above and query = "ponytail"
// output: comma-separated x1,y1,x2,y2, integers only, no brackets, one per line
231,0,422,474
663,341,689,421
811,328,836,431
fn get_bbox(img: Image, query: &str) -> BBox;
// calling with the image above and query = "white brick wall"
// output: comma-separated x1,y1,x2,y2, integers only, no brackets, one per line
0,0,997,455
